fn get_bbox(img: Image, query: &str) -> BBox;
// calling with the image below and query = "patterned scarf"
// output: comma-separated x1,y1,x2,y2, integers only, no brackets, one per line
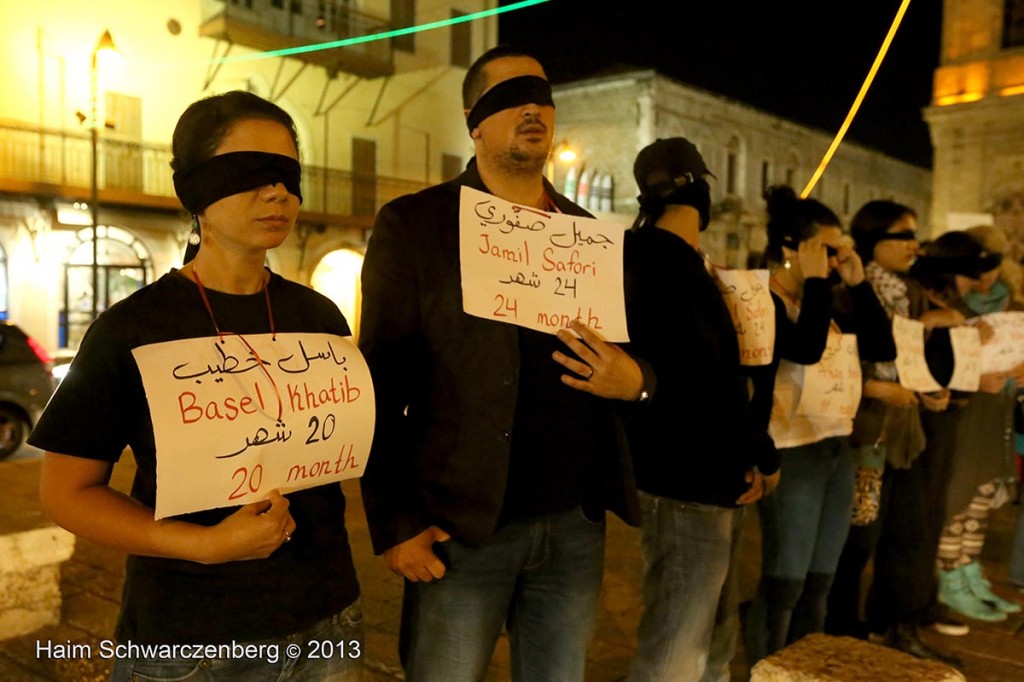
865,261,910,319
864,261,906,382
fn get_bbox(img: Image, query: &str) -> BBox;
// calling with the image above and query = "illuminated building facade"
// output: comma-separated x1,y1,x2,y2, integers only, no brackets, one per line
550,71,932,268
0,0,496,351
925,0,1024,244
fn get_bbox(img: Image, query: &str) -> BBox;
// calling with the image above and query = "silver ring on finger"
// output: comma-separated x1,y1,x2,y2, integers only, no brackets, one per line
283,530,292,543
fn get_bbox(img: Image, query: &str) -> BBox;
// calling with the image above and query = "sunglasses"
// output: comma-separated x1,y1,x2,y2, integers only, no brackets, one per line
782,239,839,257
876,231,917,242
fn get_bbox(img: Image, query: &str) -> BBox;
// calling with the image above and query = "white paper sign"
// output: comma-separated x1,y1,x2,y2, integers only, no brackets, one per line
133,333,375,519
948,326,982,392
459,186,629,341
972,311,1024,374
892,315,943,393
796,332,862,418
713,269,775,366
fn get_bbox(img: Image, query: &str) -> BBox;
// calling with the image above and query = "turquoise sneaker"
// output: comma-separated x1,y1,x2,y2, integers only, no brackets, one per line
962,562,1023,614
938,566,1007,622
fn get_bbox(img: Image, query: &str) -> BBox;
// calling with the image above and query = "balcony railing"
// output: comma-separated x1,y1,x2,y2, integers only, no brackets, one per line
200,0,394,78
0,121,174,198
0,121,427,220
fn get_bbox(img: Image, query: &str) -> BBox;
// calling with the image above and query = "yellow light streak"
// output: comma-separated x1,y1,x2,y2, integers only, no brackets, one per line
801,0,912,198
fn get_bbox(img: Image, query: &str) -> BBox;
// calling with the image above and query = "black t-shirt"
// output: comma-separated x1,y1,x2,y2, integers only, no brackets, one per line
29,270,359,644
501,326,602,521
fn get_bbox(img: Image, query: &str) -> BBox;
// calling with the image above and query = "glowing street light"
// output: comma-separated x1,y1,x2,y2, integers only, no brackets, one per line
546,139,578,182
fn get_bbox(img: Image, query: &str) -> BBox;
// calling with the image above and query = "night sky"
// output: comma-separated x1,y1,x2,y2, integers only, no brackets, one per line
498,0,943,169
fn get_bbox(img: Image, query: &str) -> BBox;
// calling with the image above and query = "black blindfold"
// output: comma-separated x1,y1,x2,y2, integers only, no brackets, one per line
466,75,554,132
912,252,1002,279
173,151,303,215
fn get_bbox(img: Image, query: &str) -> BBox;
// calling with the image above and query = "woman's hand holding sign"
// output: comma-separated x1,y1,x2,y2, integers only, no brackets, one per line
201,490,295,563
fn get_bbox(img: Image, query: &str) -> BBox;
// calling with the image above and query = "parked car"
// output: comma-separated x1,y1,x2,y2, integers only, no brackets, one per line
0,323,56,459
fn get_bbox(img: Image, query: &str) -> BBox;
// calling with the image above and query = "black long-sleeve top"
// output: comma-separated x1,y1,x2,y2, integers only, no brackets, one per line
623,227,777,507
746,278,898,437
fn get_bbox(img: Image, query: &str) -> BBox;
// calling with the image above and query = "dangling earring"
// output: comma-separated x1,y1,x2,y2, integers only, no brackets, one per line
183,215,201,264
187,215,201,245
784,259,792,270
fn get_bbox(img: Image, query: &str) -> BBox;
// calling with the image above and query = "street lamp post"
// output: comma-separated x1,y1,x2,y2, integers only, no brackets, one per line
89,29,118,323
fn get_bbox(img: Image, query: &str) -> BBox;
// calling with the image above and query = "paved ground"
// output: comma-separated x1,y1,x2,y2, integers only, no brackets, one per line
2,452,1023,681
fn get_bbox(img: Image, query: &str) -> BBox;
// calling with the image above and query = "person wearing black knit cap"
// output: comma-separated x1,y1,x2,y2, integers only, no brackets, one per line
623,138,778,681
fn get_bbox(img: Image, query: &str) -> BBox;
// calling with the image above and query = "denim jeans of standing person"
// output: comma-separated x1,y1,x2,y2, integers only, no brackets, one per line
700,507,748,682
110,600,365,682
746,436,854,663
399,505,605,682
629,492,735,682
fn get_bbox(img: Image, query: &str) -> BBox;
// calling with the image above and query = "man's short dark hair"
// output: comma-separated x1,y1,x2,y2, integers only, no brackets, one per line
461,44,543,110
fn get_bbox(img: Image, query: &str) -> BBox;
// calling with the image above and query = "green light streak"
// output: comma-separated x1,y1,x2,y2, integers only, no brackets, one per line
213,0,550,64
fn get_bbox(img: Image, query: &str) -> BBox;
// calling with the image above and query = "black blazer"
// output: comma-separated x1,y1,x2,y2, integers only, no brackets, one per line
358,160,650,553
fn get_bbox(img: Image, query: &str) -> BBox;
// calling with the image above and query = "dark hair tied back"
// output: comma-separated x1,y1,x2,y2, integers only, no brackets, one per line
763,185,840,264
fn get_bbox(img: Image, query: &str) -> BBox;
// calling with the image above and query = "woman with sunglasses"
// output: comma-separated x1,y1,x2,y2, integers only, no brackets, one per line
744,186,895,663
826,200,965,665
31,91,363,681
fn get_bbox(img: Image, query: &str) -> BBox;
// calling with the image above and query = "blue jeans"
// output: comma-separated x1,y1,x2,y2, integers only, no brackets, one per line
759,437,854,580
701,506,747,682
630,492,735,682
400,505,605,682
747,436,854,661
110,600,364,681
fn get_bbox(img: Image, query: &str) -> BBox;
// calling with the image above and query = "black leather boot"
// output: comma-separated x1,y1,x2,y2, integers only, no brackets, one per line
882,622,963,668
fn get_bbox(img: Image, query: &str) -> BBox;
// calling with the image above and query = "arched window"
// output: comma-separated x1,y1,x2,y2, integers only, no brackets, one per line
310,247,365,339
726,135,741,195
62,225,151,348
1005,0,1024,48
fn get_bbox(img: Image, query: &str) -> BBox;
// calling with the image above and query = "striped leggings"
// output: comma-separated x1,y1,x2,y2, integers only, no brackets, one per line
936,479,998,571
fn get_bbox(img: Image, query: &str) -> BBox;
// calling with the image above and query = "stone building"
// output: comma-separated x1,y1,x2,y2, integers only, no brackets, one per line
0,0,496,351
925,0,1024,249
550,70,933,268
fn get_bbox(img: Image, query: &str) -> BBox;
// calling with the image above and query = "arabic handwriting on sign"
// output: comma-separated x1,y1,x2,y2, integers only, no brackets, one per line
474,201,505,226
497,271,543,288
499,217,547,235
172,343,268,382
549,222,614,250
217,421,293,459
825,382,845,395
277,340,348,374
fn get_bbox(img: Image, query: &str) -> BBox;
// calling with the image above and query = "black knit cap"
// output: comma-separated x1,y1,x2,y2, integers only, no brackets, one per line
633,137,713,200
632,137,714,231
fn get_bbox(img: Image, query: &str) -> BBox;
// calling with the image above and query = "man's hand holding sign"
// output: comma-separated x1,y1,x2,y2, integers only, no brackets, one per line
459,185,645,401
